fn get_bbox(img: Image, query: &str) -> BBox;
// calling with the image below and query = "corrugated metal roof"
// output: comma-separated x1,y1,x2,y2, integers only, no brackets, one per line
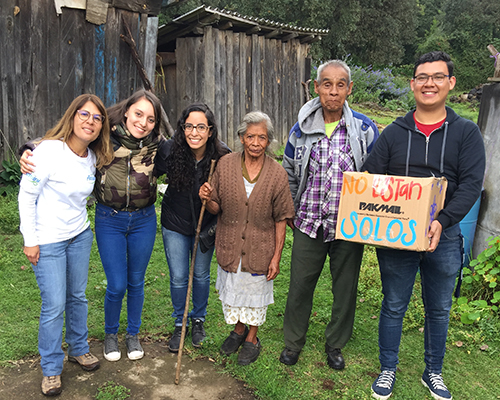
158,5,329,47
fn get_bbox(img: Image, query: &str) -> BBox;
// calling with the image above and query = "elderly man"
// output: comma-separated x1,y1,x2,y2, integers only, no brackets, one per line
280,60,379,369
364,51,485,400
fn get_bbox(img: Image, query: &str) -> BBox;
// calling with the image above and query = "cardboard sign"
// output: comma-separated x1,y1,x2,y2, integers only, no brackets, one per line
336,172,447,251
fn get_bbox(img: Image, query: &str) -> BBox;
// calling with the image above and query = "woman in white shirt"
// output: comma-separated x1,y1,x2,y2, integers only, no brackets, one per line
18,94,113,396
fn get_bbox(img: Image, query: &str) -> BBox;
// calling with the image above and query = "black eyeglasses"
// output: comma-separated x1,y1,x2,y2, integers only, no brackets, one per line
413,74,450,85
76,110,105,124
182,123,211,134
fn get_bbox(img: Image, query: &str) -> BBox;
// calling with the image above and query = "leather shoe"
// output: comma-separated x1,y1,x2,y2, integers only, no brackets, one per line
237,338,261,365
220,326,249,356
325,344,345,370
279,347,300,365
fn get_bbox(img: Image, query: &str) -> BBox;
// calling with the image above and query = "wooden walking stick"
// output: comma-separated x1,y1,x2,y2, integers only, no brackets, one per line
175,159,216,385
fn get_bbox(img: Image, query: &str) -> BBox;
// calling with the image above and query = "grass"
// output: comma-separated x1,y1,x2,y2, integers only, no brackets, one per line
95,381,131,400
1,192,499,399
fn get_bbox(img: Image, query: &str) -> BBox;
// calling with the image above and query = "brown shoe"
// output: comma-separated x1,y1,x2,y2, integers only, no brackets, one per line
68,352,100,371
41,375,62,396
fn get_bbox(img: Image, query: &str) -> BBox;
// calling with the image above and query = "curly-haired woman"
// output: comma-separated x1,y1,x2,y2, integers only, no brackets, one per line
155,103,230,352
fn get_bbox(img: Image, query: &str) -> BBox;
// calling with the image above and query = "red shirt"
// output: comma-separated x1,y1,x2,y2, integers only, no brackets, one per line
414,113,446,137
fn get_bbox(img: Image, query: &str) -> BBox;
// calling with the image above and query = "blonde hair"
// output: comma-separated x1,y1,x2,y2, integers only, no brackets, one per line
42,94,113,169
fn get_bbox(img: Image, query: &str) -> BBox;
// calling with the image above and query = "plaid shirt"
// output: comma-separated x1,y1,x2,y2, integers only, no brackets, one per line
295,118,355,242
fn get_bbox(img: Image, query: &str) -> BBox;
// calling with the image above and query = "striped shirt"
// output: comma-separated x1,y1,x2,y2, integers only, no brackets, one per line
295,118,355,242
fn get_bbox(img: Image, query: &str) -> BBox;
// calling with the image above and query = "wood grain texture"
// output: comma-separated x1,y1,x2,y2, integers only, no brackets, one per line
0,1,159,164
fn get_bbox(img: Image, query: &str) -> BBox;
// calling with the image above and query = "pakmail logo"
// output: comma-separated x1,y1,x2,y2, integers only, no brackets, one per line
359,202,402,214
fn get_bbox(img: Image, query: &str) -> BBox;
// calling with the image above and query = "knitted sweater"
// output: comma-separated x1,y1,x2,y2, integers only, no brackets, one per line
207,152,295,275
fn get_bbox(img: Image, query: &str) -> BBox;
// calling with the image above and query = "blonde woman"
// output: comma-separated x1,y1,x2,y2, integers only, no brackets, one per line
19,94,113,396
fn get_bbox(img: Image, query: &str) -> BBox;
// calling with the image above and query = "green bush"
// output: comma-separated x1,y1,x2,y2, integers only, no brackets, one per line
349,65,415,111
455,236,500,325
0,159,21,196
0,191,20,235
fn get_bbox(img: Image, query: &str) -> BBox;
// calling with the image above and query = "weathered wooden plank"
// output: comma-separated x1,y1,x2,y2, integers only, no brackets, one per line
0,0,18,156
244,33,252,114
94,23,106,100
225,30,234,150
59,8,85,108
271,38,282,144
231,31,240,149
194,35,205,105
163,62,177,124
80,17,97,96
86,0,108,25
214,29,226,144
184,36,196,107
250,34,261,112
144,16,158,87
16,0,37,144
203,26,215,112
238,33,247,125
112,0,162,16
262,36,273,125
103,7,120,106
281,41,290,138
119,10,140,99
213,29,221,134
291,39,301,128
137,12,148,80
176,37,188,114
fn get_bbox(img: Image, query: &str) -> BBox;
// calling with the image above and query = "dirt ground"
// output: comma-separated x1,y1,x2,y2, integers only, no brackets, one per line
0,339,257,400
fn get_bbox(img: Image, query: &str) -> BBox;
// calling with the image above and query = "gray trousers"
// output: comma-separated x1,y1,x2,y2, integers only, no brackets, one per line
283,227,364,351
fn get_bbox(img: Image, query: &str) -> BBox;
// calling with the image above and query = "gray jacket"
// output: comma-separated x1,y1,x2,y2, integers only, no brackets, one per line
283,97,379,208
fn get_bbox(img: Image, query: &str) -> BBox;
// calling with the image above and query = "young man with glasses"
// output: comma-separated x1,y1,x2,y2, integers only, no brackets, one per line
362,51,485,400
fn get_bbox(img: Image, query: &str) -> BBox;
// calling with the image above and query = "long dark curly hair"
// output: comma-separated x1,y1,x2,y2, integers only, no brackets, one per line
165,103,229,191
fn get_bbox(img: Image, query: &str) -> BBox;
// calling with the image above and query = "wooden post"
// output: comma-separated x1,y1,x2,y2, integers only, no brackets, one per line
174,160,217,385
487,44,500,80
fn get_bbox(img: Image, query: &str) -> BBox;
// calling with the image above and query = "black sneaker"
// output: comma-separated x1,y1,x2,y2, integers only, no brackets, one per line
125,333,144,360
191,319,206,348
220,326,249,356
168,326,188,353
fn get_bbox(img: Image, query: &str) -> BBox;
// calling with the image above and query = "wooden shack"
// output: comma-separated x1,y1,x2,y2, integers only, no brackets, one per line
0,0,161,165
156,6,328,149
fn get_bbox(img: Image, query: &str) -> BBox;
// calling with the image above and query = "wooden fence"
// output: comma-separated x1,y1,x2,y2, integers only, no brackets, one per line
0,1,157,164
158,26,310,150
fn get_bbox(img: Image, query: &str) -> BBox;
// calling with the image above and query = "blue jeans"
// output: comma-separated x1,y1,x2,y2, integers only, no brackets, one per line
161,227,214,326
376,224,462,374
95,203,157,336
32,227,93,376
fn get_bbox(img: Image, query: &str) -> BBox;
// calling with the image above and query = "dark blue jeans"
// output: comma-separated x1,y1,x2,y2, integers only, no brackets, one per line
95,203,157,336
161,227,214,326
376,224,462,374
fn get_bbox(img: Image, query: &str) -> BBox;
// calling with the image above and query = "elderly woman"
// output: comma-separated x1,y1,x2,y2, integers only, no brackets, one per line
199,111,294,365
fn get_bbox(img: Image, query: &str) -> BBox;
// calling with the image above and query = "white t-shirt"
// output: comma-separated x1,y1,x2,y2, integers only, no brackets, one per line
19,139,96,246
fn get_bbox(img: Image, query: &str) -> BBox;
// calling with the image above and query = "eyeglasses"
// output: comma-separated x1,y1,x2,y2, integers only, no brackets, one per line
413,73,450,85
182,123,211,134
76,110,105,124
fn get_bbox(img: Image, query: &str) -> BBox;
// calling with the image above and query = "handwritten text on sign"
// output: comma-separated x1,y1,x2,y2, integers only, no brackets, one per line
337,173,446,250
